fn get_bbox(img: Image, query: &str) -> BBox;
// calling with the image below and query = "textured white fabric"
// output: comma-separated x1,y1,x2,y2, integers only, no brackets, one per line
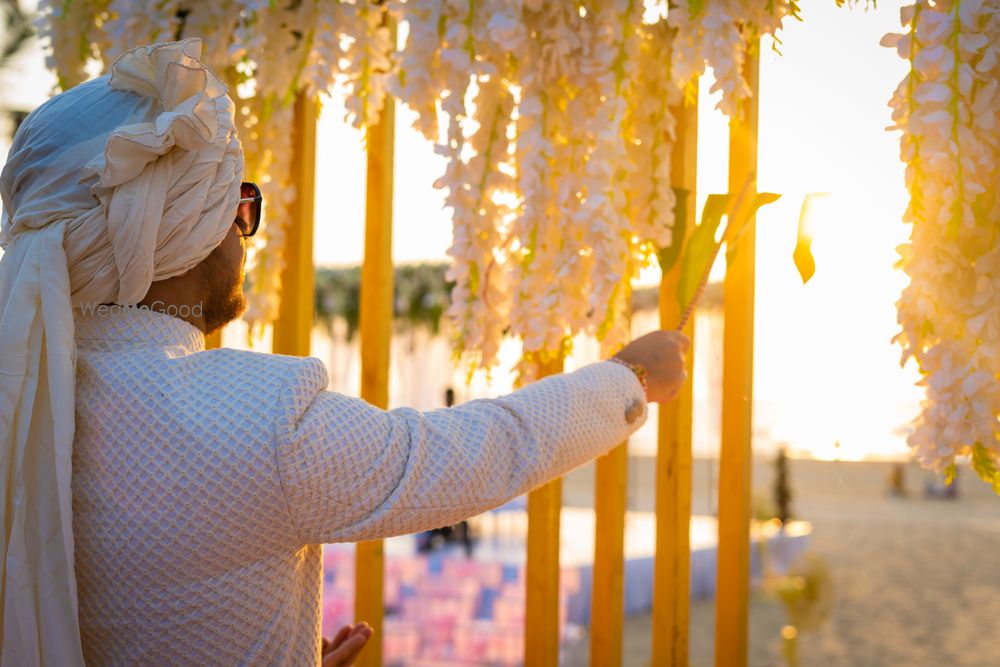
0,39,241,666
71,306,647,665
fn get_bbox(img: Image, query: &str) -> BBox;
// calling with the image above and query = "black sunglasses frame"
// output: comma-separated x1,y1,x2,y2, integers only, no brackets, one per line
237,182,262,238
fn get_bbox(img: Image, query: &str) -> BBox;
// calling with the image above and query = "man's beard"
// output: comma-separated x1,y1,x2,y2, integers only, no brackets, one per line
198,242,247,335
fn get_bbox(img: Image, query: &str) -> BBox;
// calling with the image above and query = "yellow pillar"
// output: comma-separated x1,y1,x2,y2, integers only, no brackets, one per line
354,88,396,667
652,85,698,667
205,330,222,349
272,92,318,358
525,358,565,667
590,338,629,666
714,45,760,667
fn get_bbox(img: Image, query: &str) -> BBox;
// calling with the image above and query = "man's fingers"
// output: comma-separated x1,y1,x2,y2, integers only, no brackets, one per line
348,622,372,644
339,634,369,663
327,624,353,652
321,628,373,667
322,621,370,653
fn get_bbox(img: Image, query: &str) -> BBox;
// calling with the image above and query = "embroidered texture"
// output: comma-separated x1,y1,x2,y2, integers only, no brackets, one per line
72,307,646,665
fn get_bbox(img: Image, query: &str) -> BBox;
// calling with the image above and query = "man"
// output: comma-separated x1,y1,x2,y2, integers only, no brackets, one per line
0,40,687,666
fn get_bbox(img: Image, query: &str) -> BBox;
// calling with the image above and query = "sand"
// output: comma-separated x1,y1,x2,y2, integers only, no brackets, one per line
559,457,1000,667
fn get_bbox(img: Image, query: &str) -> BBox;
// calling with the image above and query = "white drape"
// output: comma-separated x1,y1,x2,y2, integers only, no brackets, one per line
0,39,243,665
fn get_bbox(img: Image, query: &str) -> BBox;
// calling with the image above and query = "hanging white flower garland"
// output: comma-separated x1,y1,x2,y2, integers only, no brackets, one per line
35,0,394,336
391,0,688,380
667,0,800,116
884,0,1000,488
37,0,799,378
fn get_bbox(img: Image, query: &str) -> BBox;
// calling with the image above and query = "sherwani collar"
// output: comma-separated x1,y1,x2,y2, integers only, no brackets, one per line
74,305,205,354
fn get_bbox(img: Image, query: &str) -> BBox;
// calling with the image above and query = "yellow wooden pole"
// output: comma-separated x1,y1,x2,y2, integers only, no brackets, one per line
354,75,396,667
205,330,222,349
714,44,760,667
272,92,318,358
652,84,699,667
590,338,629,666
590,443,627,666
524,358,565,667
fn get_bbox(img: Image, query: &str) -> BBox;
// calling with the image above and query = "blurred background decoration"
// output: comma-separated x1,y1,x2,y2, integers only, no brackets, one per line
0,1,32,80
0,0,33,136
310,262,718,344
772,553,835,667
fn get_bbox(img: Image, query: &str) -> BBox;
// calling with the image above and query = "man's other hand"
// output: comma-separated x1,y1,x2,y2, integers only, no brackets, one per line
321,623,372,667
613,330,689,404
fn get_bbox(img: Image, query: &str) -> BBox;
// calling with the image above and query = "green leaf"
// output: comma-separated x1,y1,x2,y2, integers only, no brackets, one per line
596,282,622,341
793,193,830,285
724,192,782,265
657,187,691,274
971,443,1000,495
677,194,731,311
944,463,956,486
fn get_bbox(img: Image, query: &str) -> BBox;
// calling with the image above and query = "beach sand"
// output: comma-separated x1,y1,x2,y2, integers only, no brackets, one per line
559,456,1000,667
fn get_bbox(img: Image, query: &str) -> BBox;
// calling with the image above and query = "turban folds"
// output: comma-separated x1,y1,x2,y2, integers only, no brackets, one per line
0,39,242,665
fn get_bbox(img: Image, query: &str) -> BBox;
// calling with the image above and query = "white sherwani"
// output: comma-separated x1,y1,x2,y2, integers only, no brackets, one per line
71,307,648,666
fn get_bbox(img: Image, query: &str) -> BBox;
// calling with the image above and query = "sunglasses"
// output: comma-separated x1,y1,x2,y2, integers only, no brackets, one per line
236,182,262,238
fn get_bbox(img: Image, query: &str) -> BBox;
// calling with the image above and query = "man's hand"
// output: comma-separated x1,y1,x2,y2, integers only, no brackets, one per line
613,330,689,404
321,623,373,667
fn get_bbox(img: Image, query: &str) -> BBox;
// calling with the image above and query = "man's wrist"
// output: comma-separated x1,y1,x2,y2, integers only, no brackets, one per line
608,357,648,396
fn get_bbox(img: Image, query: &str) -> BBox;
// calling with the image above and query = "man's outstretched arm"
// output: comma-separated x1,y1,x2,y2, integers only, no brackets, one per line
274,331,687,546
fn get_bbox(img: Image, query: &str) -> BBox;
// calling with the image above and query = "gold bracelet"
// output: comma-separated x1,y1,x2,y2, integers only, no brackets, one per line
609,357,648,394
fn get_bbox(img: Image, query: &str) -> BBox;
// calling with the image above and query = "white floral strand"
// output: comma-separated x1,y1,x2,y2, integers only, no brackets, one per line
35,0,110,90
886,0,1000,485
668,0,799,118
389,0,445,141
43,0,695,380
626,22,680,253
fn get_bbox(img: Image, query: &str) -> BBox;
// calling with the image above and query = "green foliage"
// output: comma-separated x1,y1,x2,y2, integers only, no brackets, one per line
1,0,34,72
312,263,672,341
971,443,1000,494
685,0,706,20
677,194,731,310
656,186,691,275
674,191,781,315
776,553,835,633
793,193,830,285
596,281,622,342
793,203,815,284
723,192,781,264
944,463,957,486
313,264,452,341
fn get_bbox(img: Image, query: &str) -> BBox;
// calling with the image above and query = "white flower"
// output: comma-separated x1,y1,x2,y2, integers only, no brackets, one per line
41,0,772,383
668,0,798,118
889,0,1000,484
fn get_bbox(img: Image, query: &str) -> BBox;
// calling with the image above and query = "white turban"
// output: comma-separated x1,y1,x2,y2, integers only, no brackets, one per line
0,39,242,665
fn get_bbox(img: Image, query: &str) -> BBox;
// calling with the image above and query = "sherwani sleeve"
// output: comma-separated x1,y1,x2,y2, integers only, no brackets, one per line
274,360,648,545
